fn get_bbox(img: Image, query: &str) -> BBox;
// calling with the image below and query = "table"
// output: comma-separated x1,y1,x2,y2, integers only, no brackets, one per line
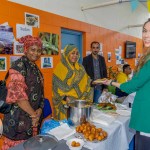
82,116,135,150
9,139,88,150
9,114,135,150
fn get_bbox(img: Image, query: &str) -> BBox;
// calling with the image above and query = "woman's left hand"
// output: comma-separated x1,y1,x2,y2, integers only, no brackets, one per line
35,108,42,118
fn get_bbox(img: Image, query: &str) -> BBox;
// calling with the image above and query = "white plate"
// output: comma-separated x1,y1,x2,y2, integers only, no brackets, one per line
116,110,131,116
66,138,84,150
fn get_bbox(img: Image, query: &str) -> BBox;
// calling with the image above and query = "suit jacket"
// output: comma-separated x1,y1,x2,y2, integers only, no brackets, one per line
82,54,107,89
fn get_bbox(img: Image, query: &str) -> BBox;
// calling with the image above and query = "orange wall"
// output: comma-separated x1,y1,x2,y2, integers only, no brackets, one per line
0,0,143,109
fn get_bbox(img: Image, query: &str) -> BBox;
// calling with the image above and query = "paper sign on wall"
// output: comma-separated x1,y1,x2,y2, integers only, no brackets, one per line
107,52,111,62
86,50,91,56
16,24,32,39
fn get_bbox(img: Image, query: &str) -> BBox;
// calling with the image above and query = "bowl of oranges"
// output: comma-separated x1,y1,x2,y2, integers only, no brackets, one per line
75,122,108,142
66,138,84,150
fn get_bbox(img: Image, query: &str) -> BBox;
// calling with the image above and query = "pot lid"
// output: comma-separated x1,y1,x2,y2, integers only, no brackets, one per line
23,134,58,150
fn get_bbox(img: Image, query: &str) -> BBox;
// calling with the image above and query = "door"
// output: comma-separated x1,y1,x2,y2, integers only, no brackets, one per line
61,29,82,64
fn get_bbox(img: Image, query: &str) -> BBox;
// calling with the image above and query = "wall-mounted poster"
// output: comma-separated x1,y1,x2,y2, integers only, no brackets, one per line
14,41,24,55
0,26,14,54
41,57,53,68
39,32,59,55
0,57,7,71
138,53,141,58
107,52,111,62
25,12,40,28
98,51,103,56
86,50,91,56
135,58,139,66
16,24,32,39
10,56,21,67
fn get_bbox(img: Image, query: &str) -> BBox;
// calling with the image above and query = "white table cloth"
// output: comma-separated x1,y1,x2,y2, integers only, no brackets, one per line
10,111,135,150
82,115,135,150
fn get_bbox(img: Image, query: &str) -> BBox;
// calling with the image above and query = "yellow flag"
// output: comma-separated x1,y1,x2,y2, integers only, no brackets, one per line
147,0,150,12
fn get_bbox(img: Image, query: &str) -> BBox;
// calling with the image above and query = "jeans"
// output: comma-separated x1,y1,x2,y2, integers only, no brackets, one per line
135,131,150,150
93,89,102,103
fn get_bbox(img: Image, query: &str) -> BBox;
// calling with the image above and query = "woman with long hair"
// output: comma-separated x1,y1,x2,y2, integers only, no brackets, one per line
101,19,150,150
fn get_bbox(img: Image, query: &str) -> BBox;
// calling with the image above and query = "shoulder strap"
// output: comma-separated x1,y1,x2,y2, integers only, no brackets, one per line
4,71,9,81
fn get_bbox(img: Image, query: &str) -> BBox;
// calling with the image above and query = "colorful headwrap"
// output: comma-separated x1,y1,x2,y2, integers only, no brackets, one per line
18,35,42,53
62,44,80,63
61,44,80,70
63,44,78,57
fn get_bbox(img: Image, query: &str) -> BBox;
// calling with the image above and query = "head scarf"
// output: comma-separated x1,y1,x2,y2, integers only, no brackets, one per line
52,44,93,120
62,44,80,70
18,35,42,53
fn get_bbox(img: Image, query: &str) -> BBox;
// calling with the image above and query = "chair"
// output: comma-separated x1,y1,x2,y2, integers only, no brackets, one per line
43,98,52,119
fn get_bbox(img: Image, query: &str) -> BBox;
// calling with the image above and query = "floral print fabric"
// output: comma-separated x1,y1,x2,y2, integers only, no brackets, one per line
6,69,28,104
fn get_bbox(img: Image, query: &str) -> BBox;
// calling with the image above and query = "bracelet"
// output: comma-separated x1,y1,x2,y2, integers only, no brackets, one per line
110,80,114,86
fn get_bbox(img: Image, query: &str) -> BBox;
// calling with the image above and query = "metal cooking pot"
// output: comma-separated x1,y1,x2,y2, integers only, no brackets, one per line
66,100,93,126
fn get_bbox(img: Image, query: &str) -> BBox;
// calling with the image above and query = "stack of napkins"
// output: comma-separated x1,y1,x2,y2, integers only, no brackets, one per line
90,109,116,126
47,123,75,141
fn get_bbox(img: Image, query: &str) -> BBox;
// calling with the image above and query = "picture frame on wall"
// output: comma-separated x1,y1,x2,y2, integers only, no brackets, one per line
0,57,7,71
41,57,53,69
25,12,40,28
16,24,33,39
107,52,111,62
14,41,24,55
0,26,14,54
39,32,59,55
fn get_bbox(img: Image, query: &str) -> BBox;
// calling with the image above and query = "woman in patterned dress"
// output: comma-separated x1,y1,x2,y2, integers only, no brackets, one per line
52,44,93,120
2,35,44,150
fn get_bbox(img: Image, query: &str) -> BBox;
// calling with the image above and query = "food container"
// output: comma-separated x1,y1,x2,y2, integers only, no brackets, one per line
67,100,93,126
66,138,85,150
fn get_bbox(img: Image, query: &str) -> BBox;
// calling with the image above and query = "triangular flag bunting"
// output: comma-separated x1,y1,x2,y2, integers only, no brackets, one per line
147,0,150,12
130,0,139,11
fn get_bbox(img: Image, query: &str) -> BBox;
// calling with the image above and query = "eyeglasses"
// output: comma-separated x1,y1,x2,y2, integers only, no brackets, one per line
92,47,100,49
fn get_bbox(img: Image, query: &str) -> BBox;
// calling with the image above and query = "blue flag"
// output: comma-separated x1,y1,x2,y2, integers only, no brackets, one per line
130,0,139,11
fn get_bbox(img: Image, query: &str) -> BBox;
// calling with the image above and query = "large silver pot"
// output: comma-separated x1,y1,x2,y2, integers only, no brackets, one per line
67,100,93,126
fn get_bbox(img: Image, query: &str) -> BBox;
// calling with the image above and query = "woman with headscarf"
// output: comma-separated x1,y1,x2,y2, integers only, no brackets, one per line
52,44,93,120
2,35,44,150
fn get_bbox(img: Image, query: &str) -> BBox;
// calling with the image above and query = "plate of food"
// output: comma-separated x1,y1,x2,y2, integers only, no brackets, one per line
66,138,84,150
75,122,108,143
96,103,116,112
93,78,107,83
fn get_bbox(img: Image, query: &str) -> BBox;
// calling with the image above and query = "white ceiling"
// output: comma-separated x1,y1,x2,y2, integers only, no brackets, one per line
9,0,149,38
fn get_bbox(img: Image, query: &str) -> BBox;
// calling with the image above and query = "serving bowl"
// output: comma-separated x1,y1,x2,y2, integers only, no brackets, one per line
66,138,84,150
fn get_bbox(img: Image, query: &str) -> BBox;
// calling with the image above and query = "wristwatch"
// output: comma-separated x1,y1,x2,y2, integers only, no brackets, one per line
110,80,114,86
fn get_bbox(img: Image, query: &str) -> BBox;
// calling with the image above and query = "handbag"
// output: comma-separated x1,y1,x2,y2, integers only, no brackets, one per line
0,71,12,114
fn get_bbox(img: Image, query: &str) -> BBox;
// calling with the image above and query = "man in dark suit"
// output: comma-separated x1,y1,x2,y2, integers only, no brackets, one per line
82,41,107,103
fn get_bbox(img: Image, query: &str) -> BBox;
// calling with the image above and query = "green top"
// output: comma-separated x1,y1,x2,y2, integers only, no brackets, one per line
120,60,150,133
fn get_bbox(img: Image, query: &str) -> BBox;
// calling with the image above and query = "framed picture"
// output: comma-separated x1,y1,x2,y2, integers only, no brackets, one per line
0,26,14,54
39,32,59,55
41,57,53,68
14,41,24,55
0,57,7,71
25,12,40,28
107,52,111,62
10,56,21,67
